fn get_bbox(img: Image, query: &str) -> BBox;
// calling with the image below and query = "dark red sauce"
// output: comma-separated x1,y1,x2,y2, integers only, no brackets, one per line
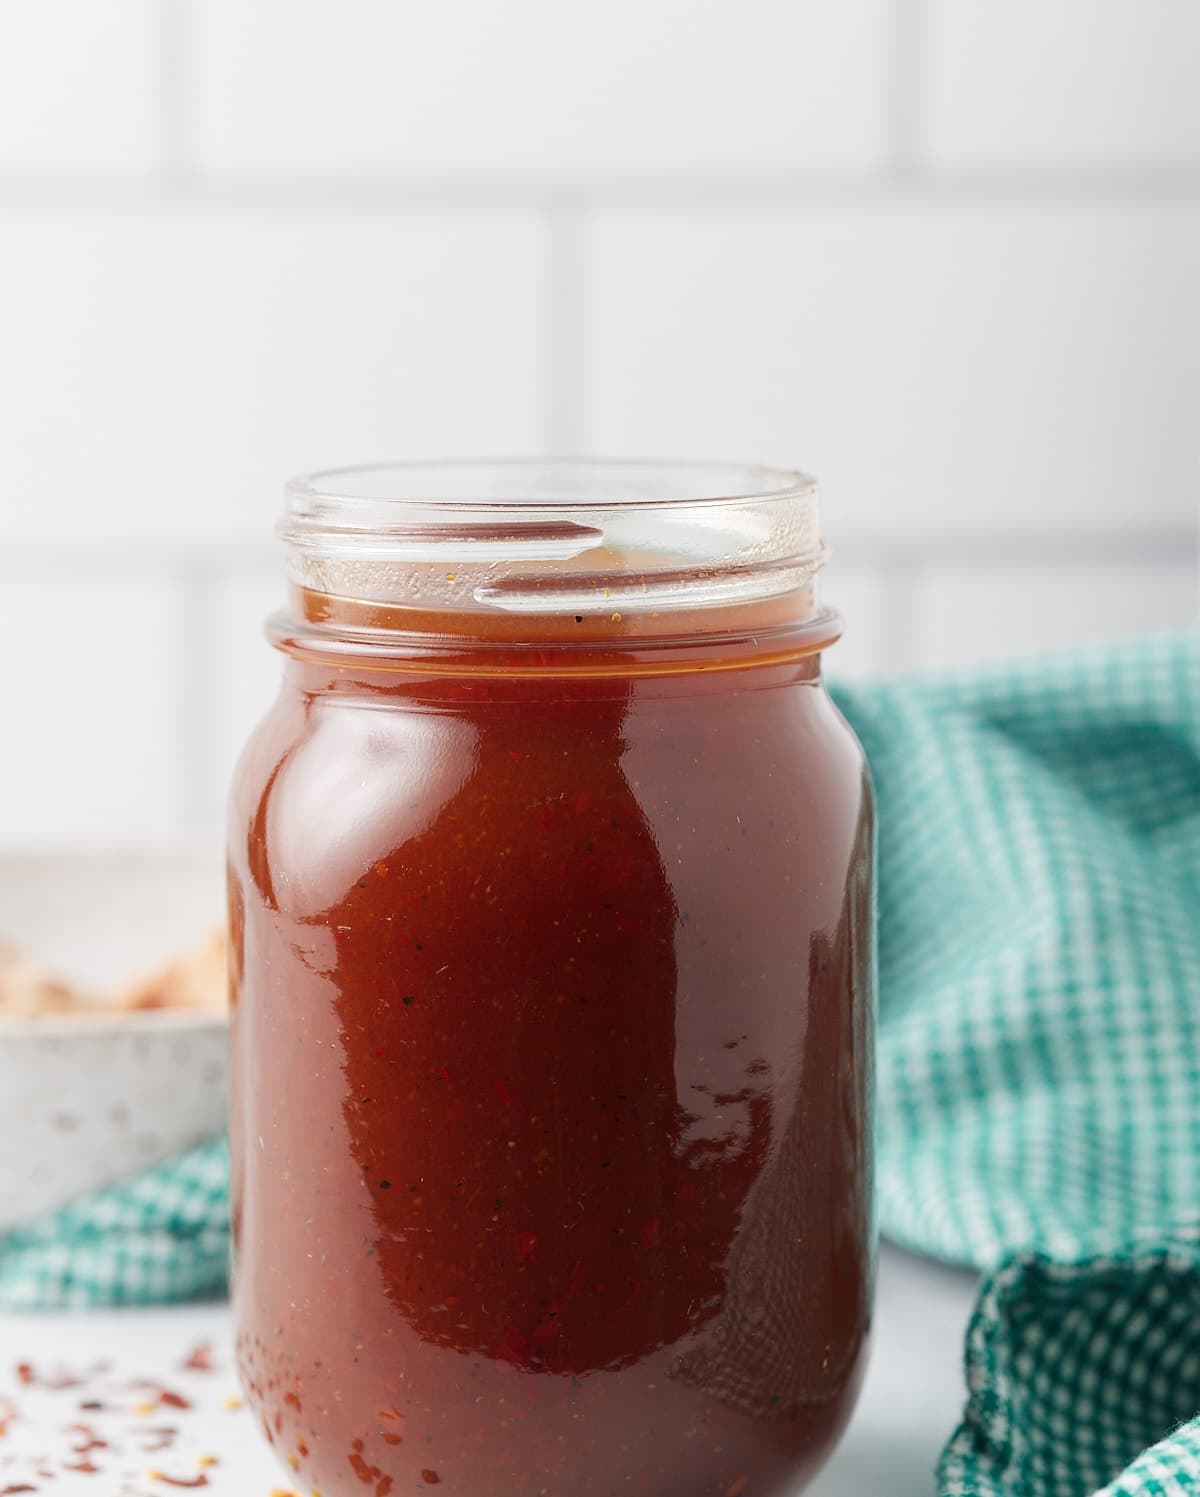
229,592,874,1496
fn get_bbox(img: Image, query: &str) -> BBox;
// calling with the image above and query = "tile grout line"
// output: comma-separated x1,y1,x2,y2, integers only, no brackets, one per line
544,199,586,453
156,0,197,182
885,0,928,180
4,167,1200,214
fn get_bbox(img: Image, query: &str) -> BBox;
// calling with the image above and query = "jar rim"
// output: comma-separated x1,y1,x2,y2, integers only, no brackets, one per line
278,456,829,632
283,457,817,523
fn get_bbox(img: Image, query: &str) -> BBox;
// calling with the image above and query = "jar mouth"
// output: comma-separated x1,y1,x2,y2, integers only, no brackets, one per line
283,458,817,522
279,457,828,626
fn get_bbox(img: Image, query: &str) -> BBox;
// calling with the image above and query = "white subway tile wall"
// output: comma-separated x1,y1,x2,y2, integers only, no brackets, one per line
0,206,548,546
581,202,1200,536
0,0,1196,849
924,0,1200,169
191,0,895,174
0,576,183,847
0,2,162,172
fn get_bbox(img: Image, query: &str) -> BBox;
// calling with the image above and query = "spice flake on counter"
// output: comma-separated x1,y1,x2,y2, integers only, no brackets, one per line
0,1346,250,1494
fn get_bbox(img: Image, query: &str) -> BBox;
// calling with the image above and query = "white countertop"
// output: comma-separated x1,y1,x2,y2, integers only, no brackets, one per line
814,1245,977,1497
0,1243,977,1496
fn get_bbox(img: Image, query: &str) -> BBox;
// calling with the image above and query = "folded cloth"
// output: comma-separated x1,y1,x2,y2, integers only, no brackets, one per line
938,1232,1200,1496
3,631,1198,1495
836,628,1200,1496
0,1137,228,1309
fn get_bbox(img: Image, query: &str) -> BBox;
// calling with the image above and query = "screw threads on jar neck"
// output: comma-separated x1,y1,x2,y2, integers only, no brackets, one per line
279,458,832,628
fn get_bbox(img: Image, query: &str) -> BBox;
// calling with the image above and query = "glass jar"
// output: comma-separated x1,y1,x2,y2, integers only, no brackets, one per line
228,459,875,1497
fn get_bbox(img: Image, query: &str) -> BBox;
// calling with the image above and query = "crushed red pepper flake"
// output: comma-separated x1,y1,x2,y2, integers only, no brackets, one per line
1,1344,251,1494
377,1406,405,1446
68,1423,109,1455
347,1435,393,1491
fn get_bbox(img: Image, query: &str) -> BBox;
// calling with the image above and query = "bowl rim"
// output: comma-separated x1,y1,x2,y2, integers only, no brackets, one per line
0,1006,229,1037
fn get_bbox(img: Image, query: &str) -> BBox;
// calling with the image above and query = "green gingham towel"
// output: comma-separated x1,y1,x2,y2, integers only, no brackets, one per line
0,1137,228,1309
835,629,1200,1495
4,630,1199,1497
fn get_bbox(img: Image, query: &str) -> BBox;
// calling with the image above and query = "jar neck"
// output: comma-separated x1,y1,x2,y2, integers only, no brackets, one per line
271,585,839,680
273,459,838,678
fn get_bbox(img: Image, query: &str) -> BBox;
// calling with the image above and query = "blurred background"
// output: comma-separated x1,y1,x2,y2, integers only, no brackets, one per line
1,0,1197,854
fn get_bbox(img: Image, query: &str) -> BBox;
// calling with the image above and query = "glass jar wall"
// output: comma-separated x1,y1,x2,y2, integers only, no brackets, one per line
228,461,875,1497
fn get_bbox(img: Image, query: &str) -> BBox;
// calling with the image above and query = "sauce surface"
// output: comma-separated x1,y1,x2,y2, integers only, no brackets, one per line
229,598,874,1497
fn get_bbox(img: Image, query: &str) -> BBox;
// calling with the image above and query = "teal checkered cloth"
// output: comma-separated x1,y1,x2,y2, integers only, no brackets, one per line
0,1137,228,1309
837,629,1200,1496
3,630,1198,1496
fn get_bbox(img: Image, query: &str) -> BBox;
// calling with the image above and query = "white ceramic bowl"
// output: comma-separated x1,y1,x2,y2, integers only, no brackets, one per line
0,850,227,1231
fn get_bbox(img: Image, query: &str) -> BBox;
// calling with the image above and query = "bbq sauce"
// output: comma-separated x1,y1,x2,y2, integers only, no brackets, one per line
229,590,874,1497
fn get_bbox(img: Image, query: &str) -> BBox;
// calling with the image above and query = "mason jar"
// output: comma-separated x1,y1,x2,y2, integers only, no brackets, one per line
228,459,875,1497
